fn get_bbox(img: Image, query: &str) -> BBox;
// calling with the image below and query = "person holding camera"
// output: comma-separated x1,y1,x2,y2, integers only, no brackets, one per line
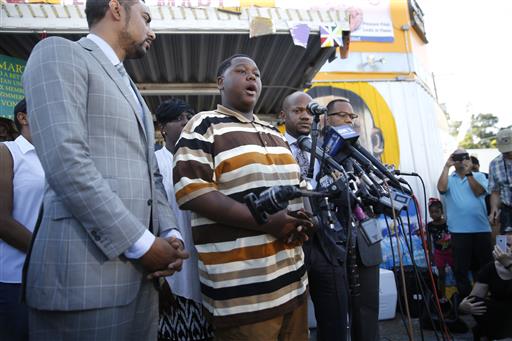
437,149,493,298
458,229,512,340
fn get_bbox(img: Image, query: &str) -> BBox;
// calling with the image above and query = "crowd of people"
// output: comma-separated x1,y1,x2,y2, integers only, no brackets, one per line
0,1,511,341
427,141,512,340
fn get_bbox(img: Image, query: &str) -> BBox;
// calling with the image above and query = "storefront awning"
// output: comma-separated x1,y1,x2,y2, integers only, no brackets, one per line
0,3,351,114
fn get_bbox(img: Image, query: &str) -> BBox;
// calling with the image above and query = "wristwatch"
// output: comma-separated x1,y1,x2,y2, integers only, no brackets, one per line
466,172,473,177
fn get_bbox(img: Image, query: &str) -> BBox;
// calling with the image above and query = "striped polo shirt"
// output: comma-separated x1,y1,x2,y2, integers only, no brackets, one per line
173,105,308,328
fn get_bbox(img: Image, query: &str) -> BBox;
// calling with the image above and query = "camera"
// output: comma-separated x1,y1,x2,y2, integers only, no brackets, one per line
452,153,469,162
244,186,303,224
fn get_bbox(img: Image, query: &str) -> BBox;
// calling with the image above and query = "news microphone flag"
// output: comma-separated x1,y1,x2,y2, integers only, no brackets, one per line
320,24,344,48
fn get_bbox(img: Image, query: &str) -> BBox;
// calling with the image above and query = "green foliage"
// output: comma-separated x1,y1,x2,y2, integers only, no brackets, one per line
449,120,462,137
460,113,499,148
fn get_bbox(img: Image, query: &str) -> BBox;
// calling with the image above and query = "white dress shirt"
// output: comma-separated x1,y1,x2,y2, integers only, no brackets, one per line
284,131,320,188
1,136,44,283
155,147,203,303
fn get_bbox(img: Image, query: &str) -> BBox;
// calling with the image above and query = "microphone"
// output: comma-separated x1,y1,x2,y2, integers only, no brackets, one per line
324,125,411,195
350,159,382,196
394,170,419,177
306,102,328,116
296,135,345,174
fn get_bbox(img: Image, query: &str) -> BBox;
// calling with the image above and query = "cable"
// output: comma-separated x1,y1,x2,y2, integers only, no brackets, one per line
412,195,452,341
314,151,353,341
384,216,411,337
399,214,442,341
387,184,415,341
410,174,452,341
398,172,453,341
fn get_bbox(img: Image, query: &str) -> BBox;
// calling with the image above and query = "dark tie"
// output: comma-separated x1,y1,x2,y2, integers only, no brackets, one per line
295,145,310,179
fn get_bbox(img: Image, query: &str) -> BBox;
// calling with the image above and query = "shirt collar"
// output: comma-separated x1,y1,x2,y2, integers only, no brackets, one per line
15,135,35,154
215,105,274,128
87,33,121,66
284,131,298,145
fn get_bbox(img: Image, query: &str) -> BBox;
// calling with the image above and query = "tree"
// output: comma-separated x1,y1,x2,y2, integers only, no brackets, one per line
449,120,462,138
441,106,462,137
460,113,499,148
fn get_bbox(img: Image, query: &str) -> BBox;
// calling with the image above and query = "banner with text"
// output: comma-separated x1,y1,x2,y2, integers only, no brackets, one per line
0,55,25,119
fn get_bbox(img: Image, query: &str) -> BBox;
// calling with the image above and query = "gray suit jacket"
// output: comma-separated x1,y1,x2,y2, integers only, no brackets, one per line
22,37,178,311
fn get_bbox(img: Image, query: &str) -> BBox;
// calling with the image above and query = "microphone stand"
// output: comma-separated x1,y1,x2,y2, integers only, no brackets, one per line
307,113,321,181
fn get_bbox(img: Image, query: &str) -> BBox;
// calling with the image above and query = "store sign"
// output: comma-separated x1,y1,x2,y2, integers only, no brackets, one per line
0,55,25,119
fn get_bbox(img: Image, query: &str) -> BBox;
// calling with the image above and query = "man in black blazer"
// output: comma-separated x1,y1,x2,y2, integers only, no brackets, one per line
327,98,382,341
281,91,349,341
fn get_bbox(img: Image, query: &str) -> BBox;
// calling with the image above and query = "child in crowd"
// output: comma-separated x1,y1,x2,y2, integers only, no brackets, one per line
427,198,454,302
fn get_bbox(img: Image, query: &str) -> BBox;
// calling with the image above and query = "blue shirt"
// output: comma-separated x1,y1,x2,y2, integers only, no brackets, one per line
441,172,491,233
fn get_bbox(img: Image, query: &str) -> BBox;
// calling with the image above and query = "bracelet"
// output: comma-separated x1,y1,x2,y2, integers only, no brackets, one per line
466,172,473,177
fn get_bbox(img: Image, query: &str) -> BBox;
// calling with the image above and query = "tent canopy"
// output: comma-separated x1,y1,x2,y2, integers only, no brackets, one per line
0,3,348,114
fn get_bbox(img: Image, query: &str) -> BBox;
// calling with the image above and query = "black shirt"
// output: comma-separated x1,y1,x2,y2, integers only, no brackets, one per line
477,262,512,302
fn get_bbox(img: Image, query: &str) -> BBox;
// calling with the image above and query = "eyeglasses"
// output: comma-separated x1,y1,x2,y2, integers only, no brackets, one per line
328,111,359,120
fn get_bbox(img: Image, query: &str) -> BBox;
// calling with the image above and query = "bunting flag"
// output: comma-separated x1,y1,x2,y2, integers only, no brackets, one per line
249,16,275,38
339,30,351,59
319,24,344,48
289,23,310,48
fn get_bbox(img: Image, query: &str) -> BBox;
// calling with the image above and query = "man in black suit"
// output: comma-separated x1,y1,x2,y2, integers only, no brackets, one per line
327,98,382,341
281,91,349,341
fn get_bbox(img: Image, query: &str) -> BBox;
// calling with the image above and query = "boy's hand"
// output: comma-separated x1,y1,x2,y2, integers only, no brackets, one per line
264,209,313,245
285,210,315,245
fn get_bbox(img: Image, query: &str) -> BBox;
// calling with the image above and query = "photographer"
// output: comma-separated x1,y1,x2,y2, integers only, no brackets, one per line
459,230,512,340
437,149,493,298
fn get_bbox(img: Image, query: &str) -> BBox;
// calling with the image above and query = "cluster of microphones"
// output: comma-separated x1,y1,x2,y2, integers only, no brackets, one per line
245,102,412,236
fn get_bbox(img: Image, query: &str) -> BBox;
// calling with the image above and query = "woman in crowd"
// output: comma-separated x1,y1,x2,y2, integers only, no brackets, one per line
459,229,512,340
154,98,213,341
0,99,45,340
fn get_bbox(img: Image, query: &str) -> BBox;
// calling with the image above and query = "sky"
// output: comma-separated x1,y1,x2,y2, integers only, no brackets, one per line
421,0,512,132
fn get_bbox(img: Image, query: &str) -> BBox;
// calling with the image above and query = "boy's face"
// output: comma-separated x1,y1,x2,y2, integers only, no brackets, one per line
218,57,262,113
429,206,443,220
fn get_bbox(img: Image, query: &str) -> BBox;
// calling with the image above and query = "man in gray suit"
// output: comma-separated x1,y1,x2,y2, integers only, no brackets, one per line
22,0,189,339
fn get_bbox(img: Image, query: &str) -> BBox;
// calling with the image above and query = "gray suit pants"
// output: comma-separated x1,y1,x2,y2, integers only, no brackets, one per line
29,279,158,341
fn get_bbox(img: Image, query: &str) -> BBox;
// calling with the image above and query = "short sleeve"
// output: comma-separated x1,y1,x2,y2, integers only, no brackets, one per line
488,159,499,193
476,262,494,284
440,175,452,195
173,115,217,207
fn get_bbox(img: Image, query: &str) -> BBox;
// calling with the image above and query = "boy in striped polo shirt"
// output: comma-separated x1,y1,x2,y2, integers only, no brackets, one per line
173,54,313,340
